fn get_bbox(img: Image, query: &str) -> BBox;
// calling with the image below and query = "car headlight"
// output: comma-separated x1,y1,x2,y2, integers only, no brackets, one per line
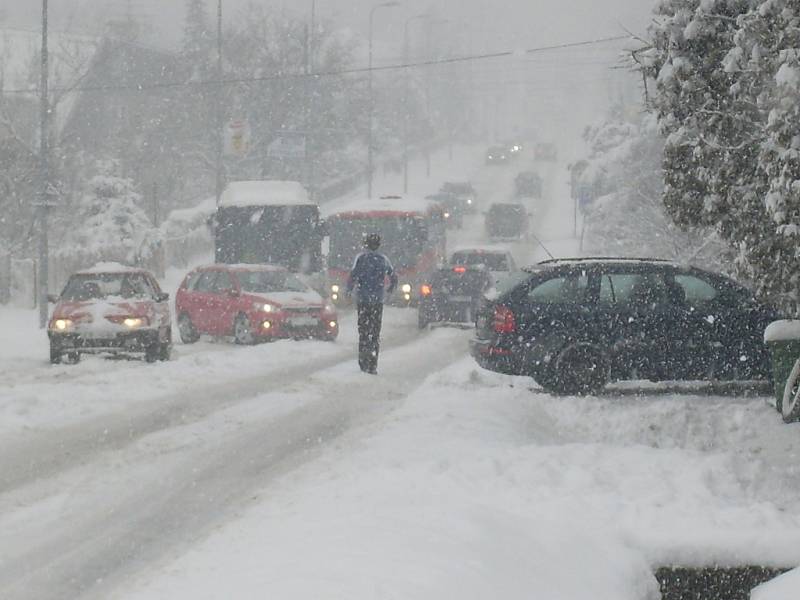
401,283,412,294
331,284,340,293
254,302,274,313
488,155,493,159
123,317,144,328
53,318,73,331
444,212,451,218
467,198,473,205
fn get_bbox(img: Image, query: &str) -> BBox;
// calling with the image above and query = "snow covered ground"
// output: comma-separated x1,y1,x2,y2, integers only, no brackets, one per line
2,141,799,600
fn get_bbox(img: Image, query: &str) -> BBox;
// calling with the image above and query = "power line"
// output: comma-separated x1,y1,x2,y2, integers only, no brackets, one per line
2,34,630,95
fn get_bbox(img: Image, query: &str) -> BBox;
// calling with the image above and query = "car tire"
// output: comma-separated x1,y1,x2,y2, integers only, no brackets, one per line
418,311,430,330
66,351,81,364
781,358,800,423
50,344,61,364
233,314,255,345
552,344,608,395
178,314,199,344
159,327,172,361
144,343,159,363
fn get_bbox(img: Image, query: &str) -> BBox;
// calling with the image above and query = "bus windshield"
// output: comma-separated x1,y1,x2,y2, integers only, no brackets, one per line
215,204,321,273
328,216,427,270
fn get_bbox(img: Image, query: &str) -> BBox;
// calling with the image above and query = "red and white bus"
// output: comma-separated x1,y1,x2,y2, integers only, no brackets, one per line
325,195,446,305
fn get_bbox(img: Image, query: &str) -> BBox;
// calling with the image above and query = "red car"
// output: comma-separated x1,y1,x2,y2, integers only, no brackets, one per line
48,265,172,364
175,264,338,344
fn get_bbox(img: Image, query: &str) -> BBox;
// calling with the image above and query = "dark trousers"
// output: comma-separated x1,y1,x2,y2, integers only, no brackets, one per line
357,302,383,373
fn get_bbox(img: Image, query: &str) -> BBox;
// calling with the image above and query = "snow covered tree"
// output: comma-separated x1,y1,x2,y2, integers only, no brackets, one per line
59,160,160,268
579,107,729,270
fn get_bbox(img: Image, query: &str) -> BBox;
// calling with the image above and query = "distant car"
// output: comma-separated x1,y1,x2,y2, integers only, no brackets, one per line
47,265,172,364
484,203,530,240
470,258,782,395
514,171,543,198
485,146,509,165
505,140,524,157
440,181,478,213
418,265,494,329
449,247,518,285
534,143,558,161
426,192,466,229
175,264,338,344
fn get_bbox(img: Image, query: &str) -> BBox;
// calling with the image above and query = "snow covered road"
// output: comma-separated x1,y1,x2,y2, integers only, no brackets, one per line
3,143,800,600
0,317,472,600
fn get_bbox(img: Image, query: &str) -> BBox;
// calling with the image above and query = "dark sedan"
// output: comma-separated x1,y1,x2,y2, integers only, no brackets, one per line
418,265,493,329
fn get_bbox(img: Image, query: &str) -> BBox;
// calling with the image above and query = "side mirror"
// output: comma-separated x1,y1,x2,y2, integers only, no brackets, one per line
47,294,59,304
156,292,170,302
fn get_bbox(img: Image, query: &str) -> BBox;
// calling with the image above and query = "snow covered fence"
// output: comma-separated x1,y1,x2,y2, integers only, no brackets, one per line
0,255,36,308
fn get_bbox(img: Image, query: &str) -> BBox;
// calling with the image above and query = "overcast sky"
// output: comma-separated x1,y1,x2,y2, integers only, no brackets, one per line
2,0,656,142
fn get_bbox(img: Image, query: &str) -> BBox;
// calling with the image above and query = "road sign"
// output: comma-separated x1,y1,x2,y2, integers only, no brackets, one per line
224,120,251,157
267,134,306,159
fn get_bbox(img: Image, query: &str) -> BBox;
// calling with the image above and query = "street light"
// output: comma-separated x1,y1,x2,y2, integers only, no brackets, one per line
367,0,400,200
402,13,429,194
215,0,224,206
423,17,448,179
37,0,50,328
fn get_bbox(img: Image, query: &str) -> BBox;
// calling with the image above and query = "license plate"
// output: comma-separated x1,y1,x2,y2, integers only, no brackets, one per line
288,317,318,327
449,296,472,302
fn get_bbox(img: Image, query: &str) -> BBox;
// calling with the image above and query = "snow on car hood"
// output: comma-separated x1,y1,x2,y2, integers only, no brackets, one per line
260,291,324,309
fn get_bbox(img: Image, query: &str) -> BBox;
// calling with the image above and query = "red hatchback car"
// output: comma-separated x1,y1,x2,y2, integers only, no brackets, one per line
175,264,338,344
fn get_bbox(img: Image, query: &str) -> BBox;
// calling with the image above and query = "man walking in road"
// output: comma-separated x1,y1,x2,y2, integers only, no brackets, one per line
346,233,397,374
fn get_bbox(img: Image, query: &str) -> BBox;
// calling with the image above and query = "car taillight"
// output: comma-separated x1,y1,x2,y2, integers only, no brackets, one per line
493,305,516,333
453,266,467,274
420,284,432,296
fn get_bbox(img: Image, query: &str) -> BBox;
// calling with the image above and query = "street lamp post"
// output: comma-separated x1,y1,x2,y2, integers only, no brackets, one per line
215,0,224,206
402,13,428,194
37,0,50,328
423,17,448,179
367,1,399,200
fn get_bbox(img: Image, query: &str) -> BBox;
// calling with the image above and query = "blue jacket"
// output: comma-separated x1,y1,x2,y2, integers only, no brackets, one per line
347,251,397,304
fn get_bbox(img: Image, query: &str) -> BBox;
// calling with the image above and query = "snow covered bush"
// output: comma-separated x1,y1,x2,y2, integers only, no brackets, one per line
578,108,728,270
58,160,160,269
646,0,800,310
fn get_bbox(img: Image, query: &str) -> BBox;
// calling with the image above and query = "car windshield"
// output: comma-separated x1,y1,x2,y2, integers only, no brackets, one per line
450,252,509,270
61,273,155,301
328,215,427,270
236,271,308,293
441,183,473,195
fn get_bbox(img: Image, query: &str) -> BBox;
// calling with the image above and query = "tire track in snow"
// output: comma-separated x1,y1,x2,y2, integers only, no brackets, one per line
0,328,470,600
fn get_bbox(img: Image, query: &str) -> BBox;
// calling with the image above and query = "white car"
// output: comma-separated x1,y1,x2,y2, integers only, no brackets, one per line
448,247,518,286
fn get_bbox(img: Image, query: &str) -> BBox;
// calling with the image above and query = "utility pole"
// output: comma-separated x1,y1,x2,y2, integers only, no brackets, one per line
403,14,428,194
214,0,224,206
306,0,316,201
367,1,399,200
37,0,50,328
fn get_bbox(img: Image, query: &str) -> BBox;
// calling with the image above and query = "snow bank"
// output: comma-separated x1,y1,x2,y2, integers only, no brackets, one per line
764,320,800,343
751,567,800,600
219,181,310,207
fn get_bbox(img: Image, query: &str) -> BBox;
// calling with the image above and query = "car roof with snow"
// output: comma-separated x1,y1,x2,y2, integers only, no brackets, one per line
218,181,311,208
195,263,288,273
529,257,686,271
325,195,443,218
74,263,151,275
450,246,512,256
